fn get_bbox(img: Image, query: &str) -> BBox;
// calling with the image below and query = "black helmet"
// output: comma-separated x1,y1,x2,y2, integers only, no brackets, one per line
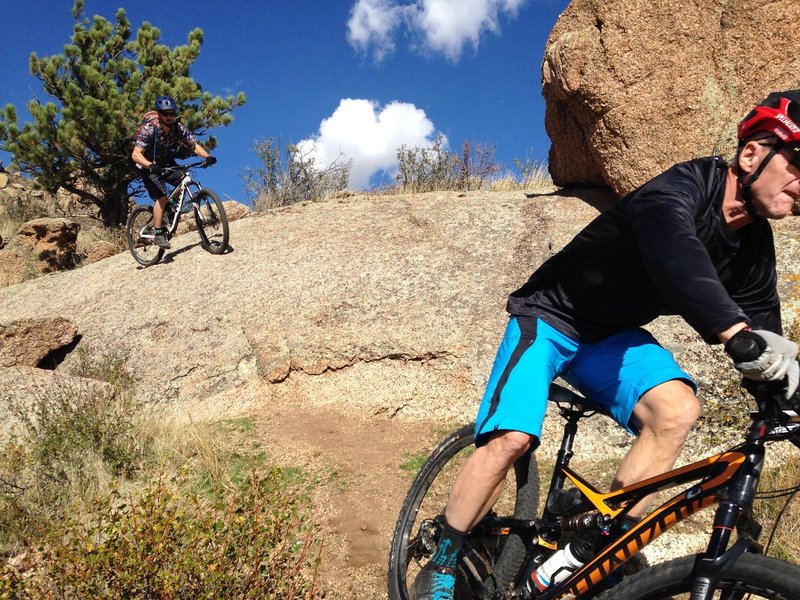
154,95,178,112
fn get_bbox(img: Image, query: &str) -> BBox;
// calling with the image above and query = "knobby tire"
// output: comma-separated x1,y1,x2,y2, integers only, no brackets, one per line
193,189,229,254
596,552,800,599
126,204,165,267
388,423,539,600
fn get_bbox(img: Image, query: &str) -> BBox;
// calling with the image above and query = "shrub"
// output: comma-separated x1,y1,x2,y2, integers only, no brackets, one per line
395,136,508,193
0,348,144,547
513,156,551,189
395,134,458,193
18,470,321,599
0,189,51,241
243,138,352,210
0,346,325,597
455,140,501,191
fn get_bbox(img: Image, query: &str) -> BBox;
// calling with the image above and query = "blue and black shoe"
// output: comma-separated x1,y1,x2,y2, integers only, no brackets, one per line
410,563,456,600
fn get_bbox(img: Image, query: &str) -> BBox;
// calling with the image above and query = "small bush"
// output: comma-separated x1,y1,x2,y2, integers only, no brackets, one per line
18,470,321,598
1,345,326,597
243,138,351,210
395,134,458,193
454,140,501,191
0,189,51,241
0,348,144,547
513,156,552,189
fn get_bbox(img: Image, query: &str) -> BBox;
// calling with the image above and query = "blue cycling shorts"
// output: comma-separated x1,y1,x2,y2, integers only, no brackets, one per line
474,316,696,447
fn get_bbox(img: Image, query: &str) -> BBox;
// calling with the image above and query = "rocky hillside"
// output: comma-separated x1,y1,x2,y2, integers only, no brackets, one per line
3,188,800,595
2,188,800,430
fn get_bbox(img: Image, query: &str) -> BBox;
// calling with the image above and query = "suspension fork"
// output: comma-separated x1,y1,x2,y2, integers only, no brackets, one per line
689,425,766,600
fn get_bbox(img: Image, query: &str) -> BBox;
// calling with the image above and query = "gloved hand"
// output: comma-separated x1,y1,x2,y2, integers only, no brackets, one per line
203,156,217,167
148,164,165,175
726,328,799,398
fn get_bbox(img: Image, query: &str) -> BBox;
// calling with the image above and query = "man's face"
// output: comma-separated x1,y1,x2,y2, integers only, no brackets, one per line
748,143,800,219
158,110,177,128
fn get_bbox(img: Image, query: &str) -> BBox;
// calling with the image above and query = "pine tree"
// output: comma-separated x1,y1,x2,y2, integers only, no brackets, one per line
0,0,245,226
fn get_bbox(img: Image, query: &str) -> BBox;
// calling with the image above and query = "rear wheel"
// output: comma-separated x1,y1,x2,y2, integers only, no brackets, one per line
193,189,229,254
126,205,165,267
596,553,800,599
388,423,540,600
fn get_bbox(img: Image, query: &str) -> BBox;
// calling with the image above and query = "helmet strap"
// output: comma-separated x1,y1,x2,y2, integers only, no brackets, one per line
736,142,781,219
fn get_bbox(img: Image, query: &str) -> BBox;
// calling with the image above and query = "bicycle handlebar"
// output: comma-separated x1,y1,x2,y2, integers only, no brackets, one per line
162,159,214,173
725,334,766,363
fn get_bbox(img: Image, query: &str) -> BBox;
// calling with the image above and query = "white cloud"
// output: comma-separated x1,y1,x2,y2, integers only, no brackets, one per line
297,98,442,189
347,0,529,62
346,0,407,62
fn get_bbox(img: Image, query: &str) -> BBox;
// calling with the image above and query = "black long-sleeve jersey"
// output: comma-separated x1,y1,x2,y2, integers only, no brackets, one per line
507,157,781,343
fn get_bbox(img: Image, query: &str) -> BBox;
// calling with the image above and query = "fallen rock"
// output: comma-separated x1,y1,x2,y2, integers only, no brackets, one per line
0,218,80,287
0,317,78,367
82,240,120,265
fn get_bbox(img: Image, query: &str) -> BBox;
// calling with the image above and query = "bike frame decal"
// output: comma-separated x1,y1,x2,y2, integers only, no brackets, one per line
544,451,747,599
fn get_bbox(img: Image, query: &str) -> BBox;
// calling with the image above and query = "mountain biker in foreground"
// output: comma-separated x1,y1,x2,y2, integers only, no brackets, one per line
131,95,216,249
411,90,800,600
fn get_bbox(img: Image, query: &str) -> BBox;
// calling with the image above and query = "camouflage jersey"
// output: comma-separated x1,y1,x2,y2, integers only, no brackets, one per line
134,120,197,165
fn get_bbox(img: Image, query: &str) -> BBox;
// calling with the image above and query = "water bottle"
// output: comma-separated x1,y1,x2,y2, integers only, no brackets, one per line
528,536,595,592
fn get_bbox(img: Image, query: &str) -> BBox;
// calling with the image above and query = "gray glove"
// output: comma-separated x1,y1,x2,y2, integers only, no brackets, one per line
726,329,799,398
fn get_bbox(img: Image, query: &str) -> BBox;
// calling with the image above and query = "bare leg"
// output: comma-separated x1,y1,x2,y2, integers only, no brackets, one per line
152,196,168,228
611,379,701,518
444,430,534,532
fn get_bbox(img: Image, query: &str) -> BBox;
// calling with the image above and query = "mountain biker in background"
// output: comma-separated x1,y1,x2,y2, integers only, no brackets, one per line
131,95,216,249
411,90,800,600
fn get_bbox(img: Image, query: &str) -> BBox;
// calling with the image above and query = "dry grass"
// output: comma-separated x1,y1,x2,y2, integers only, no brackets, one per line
491,160,553,193
0,188,50,241
754,454,800,562
0,349,323,597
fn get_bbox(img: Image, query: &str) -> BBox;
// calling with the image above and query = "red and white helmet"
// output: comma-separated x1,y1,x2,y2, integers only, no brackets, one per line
738,90,800,145
735,90,800,217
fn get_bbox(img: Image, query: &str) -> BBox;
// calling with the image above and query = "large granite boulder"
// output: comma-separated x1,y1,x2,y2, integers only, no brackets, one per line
543,0,800,197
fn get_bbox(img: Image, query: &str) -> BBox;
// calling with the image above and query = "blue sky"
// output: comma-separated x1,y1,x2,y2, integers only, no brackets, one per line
0,0,568,203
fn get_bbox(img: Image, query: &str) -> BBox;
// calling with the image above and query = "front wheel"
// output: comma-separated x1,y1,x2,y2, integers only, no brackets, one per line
126,204,165,267
596,553,800,599
388,423,540,600
193,189,229,254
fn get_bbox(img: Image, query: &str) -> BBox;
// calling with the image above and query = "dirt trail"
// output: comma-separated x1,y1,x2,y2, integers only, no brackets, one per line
252,397,456,599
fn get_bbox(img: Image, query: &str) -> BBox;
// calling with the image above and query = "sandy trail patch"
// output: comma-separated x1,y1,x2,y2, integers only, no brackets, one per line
250,395,459,599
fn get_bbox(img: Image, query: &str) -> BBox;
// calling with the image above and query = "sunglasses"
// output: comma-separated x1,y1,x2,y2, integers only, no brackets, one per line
160,111,177,118
788,145,800,170
758,141,800,170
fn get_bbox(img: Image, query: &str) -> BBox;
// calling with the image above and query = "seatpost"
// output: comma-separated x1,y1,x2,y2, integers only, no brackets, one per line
542,408,581,521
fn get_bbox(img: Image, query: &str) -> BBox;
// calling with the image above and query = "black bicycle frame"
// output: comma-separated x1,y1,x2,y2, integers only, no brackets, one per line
534,410,782,600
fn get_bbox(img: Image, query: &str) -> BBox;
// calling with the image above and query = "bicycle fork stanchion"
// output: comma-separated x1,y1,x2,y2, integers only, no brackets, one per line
690,424,766,600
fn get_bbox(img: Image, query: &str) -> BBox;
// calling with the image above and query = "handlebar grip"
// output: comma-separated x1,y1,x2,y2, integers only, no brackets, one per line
725,330,767,362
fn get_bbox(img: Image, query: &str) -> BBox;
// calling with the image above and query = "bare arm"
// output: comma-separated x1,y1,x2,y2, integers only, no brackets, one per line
716,322,750,344
193,143,210,160
131,145,154,169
